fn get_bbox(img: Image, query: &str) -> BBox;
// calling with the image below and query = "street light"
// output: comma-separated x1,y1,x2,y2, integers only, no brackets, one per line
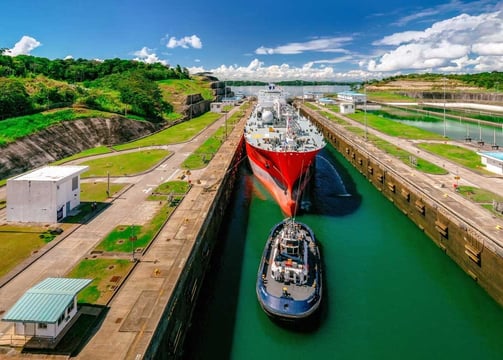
224,79,228,139
443,77,447,138
364,80,368,140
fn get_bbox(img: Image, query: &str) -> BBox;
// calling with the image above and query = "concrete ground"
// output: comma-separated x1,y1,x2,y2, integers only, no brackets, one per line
0,106,248,359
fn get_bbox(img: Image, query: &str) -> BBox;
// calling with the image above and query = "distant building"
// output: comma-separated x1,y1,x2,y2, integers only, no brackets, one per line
6,165,89,223
303,91,324,101
479,152,503,175
210,102,224,113
1,277,92,349
340,102,355,114
337,91,366,104
317,97,336,106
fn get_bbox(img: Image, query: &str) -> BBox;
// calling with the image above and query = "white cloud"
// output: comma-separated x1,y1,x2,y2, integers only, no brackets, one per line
133,47,168,65
255,37,352,55
188,58,375,82
166,35,202,49
368,9,503,73
5,35,41,56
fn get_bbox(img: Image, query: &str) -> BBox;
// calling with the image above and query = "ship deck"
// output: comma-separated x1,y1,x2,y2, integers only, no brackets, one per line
259,226,320,301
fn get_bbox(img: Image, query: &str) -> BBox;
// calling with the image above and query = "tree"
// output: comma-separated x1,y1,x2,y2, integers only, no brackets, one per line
0,78,32,119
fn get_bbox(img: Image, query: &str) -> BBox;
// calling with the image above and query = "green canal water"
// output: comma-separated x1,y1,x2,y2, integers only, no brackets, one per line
184,145,503,360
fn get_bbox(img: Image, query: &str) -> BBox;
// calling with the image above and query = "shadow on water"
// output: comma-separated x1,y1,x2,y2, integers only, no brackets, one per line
184,145,353,358
304,147,361,217
183,166,252,360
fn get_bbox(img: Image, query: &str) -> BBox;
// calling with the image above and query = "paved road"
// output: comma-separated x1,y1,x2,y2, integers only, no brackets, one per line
0,109,239,344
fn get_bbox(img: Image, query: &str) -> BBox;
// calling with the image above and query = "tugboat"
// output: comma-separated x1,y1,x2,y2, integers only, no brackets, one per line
244,84,325,216
256,218,322,321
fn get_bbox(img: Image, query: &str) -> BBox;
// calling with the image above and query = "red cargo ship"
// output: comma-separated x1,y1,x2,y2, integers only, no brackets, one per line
244,85,325,216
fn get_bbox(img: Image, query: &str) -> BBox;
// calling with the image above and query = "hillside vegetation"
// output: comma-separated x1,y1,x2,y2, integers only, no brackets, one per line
366,72,503,93
0,55,196,121
0,55,218,146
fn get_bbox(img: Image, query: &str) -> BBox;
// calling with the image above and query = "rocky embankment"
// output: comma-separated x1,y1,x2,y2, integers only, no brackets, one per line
0,116,158,179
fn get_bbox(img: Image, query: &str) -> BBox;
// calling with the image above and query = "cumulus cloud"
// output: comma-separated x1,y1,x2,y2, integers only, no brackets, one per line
368,9,503,73
166,35,202,49
133,47,168,65
188,58,375,82
5,35,41,56
255,37,352,55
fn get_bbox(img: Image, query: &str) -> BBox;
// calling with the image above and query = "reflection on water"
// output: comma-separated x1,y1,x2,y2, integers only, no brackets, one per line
392,116,503,146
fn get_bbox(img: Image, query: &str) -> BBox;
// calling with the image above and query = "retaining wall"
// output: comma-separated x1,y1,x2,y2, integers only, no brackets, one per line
300,105,503,307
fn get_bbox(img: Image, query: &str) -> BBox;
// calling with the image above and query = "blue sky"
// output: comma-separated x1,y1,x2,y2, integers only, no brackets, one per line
1,0,502,81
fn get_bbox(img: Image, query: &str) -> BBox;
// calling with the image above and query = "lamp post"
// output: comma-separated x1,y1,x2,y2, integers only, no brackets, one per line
224,79,228,139
364,80,368,140
443,77,447,138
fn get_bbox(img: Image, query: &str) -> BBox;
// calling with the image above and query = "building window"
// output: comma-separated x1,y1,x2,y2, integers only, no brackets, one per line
38,323,47,329
72,176,78,191
68,300,75,313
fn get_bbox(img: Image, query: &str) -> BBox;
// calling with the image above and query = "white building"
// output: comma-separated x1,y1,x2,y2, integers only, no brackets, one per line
479,152,503,175
210,102,224,113
340,102,355,114
1,277,92,349
337,91,367,104
6,165,89,223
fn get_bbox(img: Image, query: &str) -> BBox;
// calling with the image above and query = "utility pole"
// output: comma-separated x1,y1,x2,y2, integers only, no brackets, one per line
443,77,447,138
364,79,368,140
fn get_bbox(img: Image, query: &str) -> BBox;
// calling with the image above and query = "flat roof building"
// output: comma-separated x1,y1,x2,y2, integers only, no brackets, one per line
6,165,89,223
337,91,367,104
479,152,503,175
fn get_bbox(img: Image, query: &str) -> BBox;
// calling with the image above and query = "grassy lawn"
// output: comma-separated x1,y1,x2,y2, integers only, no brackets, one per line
67,259,133,304
80,182,127,202
181,106,246,169
416,143,485,171
80,149,170,177
312,107,448,175
366,91,416,102
52,146,113,165
182,127,226,169
457,185,503,217
348,111,446,140
113,112,221,150
319,110,349,125
67,180,189,304
345,127,448,175
148,180,190,202
96,225,148,252
0,224,69,278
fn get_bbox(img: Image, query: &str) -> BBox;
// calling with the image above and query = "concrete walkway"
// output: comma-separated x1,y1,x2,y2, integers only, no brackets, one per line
0,106,247,358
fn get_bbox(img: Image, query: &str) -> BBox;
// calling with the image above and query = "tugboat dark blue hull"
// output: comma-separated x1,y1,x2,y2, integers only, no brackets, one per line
256,218,322,321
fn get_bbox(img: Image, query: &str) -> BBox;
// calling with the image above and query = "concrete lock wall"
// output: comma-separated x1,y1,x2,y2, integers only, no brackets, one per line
300,106,503,308
144,135,246,359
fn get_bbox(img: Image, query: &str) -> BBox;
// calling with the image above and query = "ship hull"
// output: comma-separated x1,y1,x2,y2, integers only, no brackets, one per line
245,141,320,216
